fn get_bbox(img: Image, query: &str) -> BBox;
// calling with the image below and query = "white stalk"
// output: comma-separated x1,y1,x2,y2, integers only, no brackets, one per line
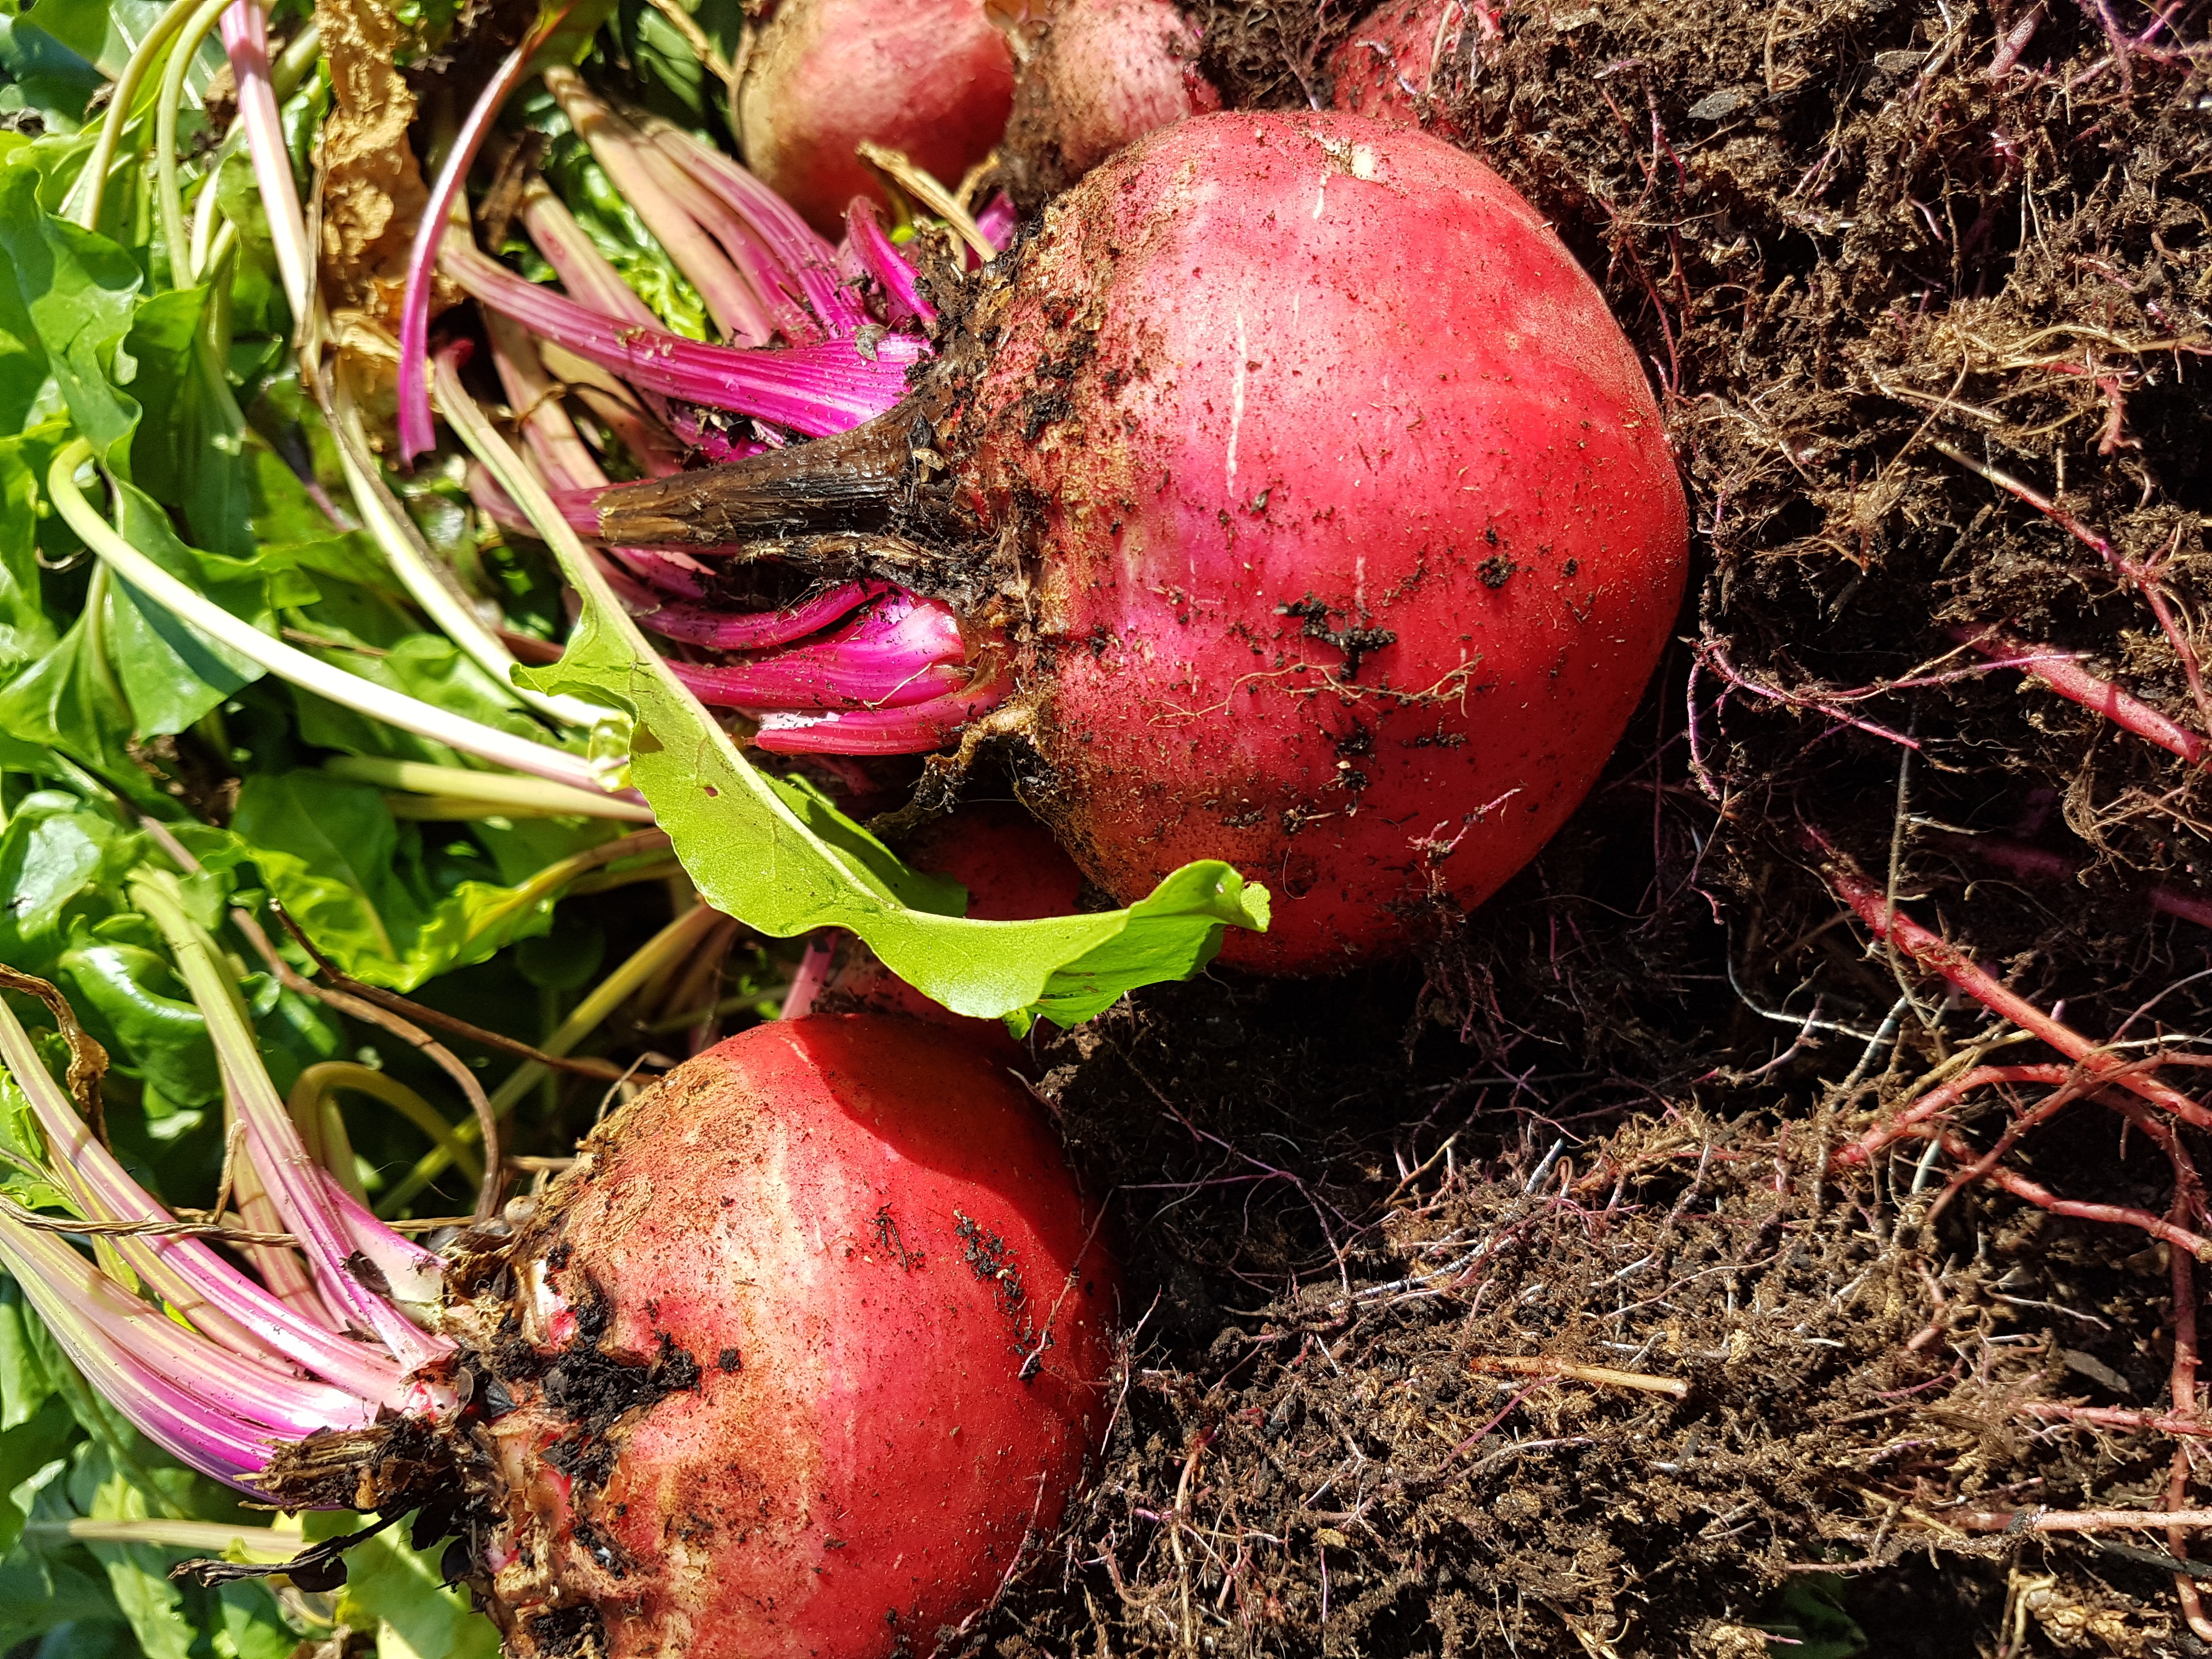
323,755,652,821
156,0,233,289
47,438,639,805
67,0,205,228
325,368,611,731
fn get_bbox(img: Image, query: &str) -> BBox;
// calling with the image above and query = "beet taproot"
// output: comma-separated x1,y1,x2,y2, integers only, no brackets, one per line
466,1015,1119,1658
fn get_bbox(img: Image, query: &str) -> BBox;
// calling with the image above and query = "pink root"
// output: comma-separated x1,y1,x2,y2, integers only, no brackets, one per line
1954,624,2207,764
1814,833,2212,1132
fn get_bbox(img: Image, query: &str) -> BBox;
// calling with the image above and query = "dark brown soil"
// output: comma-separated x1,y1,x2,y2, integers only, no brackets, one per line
928,0,2212,1653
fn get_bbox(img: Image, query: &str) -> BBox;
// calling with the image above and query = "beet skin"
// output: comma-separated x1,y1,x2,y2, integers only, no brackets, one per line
960,112,1690,972
478,1015,1118,1659
739,0,1017,236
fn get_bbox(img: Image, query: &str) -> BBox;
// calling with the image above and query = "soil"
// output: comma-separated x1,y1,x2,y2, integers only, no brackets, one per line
926,0,2212,1652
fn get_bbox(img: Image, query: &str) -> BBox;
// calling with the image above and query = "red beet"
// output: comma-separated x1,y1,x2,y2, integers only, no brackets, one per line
1001,0,1221,206
469,1016,1118,1658
602,113,1689,974
962,113,1689,970
1325,0,1475,133
738,0,1018,236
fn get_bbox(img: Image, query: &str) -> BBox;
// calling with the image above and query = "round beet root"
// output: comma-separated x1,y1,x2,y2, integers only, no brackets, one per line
738,0,1018,237
471,1016,1118,1658
1325,0,1474,134
1001,0,1221,207
961,113,1688,971
600,113,1688,975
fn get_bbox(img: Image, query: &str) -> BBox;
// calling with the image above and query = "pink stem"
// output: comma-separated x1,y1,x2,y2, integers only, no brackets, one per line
397,6,571,461
1954,832,2212,930
639,119,865,336
569,383,687,477
602,546,712,600
974,191,1019,251
218,1,313,319
445,242,925,437
1990,2,2044,74
627,580,887,650
519,184,662,329
471,331,716,601
485,310,606,489
661,404,777,462
668,591,965,710
752,678,1008,754
779,933,840,1019
542,67,777,346
845,199,938,327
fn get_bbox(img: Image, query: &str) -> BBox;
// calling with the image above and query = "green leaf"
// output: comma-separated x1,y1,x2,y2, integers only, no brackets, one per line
5,0,171,80
111,287,253,555
0,435,63,673
0,795,143,978
0,19,103,134
520,568,1269,1030
227,770,565,991
83,1472,191,1659
104,476,279,738
0,570,164,810
0,1283,58,1432
332,1526,499,1659
58,935,222,1108
0,1400,76,1556
0,1554,123,1654
213,1583,300,1659
0,166,142,459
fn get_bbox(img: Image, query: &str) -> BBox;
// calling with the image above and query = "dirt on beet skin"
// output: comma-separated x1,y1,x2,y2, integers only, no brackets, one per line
890,0,2212,1653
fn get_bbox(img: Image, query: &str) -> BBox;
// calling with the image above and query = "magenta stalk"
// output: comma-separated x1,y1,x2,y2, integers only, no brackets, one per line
623,580,889,650
518,184,664,330
639,117,864,337
752,679,1009,755
665,591,969,711
845,199,938,327
397,4,573,461
218,0,313,319
445,242,925,437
